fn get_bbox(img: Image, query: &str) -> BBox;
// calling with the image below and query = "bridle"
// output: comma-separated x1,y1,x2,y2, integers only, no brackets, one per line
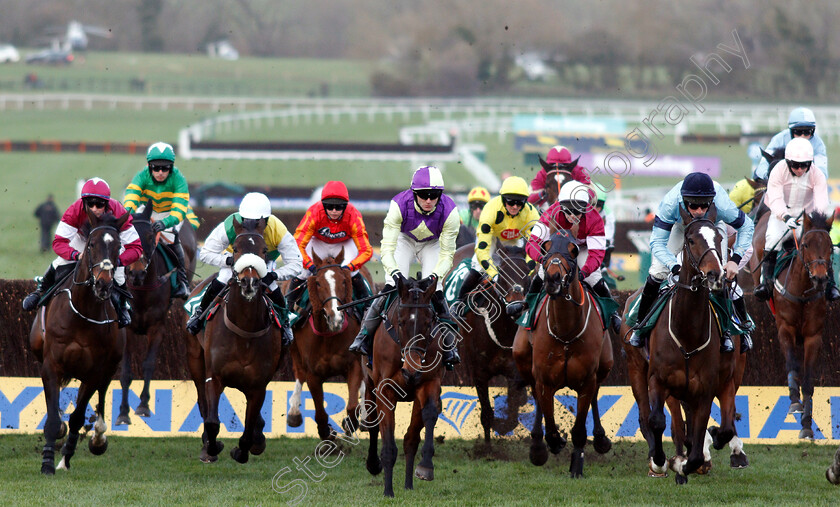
676,218,723,292
72,225,120,290
395,286,436,358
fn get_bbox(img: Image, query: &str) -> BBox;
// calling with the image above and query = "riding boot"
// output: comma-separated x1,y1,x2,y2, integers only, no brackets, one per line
754,250,777,301
285,276,307,312
506,275,543,317
186,279,225,335
351,272,373,312
267,289,294,347
431,290,460,369
826,263,840,301
349,289,388,356
732,296,753,353
110,284,131,329
22,264,56,311
454,268,483,316
170,234,190,300
591,278,622,333
629,275,662,348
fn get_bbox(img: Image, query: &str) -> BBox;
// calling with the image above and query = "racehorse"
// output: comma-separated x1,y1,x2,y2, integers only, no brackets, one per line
287,249,371,441
539,155,580,210
185,217,285,463
117,202,197,425
449,243,530,443
511,232,613,477
760,212,832,438
29,210,129,474
361,275,447,497
646,205,739,484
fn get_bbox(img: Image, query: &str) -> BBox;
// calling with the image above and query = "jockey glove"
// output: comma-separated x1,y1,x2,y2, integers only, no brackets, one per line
427,273,438,286
671,264,681,276
344,263,355,271
225,256,234,266
261,271,278,285
71,251,80,261
392,271,407,286
783,215,799,229
152,221,166,233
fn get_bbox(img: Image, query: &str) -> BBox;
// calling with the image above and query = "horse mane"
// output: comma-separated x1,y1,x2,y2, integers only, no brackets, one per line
79,211,120,238
808,211,830,232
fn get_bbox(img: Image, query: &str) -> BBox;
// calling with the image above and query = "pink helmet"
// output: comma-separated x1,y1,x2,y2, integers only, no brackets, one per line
546,145,572,165
80,178,111,200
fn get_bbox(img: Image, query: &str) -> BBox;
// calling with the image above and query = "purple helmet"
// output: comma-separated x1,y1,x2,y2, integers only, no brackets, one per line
410,166,445,191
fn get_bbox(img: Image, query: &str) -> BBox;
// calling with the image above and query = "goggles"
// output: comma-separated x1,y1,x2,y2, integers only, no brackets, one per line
414,189,442,201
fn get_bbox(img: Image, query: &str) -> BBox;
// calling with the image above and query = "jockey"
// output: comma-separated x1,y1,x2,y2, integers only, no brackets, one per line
22,178,142,328
459,186,491,232
629,172,755,352
454,176,539,312
753,107,828,181
528,145,591,210
508,181,622,332
286,181,374,312
755,138,838,301
593,186,616,275
123,142,191,299
186,192,303,344
349,166,461,368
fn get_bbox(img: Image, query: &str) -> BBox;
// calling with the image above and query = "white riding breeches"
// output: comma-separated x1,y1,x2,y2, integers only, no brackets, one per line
391,234,443,291
303,238,360,278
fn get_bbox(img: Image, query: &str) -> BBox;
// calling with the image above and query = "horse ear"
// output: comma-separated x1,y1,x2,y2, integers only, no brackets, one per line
142,200,153,218
760,149,774,163
116,212,130,230
705,202,717,223
232,216,243,235
568,156,581,169
335,248,345,265
803,211,813,230
567,241,578,259
679,203,692,224
312,250,323,266
538,156,550,171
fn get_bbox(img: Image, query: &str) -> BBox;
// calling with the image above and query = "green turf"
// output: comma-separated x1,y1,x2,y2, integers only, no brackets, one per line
0,434,838,505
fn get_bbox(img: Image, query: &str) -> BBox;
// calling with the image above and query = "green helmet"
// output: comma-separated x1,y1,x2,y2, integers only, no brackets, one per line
146,142,175,163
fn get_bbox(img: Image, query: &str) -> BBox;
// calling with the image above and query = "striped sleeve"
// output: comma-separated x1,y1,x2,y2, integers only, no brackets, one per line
294,207,318,269
123,169,148,212
161,171,190,228
348,207,373,269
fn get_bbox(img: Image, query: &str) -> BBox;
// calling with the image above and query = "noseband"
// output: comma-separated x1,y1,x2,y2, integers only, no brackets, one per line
544,254,583,305
73,225,120,288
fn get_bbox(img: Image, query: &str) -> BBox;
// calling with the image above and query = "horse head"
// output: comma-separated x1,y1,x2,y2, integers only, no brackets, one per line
541,232,579,298
231,217,269,301
309,248,352,333
127,201,157,285
393,275,438,373
679,204,724,291
494,244,531,306
799,212,833,293
539,155,579,206
79,209,129,301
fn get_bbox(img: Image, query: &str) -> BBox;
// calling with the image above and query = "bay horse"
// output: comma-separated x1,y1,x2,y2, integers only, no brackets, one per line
646,205,740,484
448,243,530,443
539,155,580,211
511,232,613,477
29,210,129,474
287,249,372,441
117,202,197,425
185,217,285,463
361,275,447,497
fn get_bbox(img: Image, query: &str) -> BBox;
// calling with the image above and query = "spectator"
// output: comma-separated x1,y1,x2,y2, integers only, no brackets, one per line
34,194,60,253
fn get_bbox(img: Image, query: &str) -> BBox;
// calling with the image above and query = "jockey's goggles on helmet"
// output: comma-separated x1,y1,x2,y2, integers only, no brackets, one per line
469,201,486,211
322,200,347,212
787,159,812,170
791,127,815,137
414,189,442,201
683,198,711,211
84,198,108,209
502,196,526,208
149,161,173,173
560,200,586,216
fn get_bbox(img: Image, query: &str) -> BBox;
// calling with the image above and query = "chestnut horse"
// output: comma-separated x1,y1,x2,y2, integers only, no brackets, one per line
646,206,740,484
361,275,447,497
512,232,613,477
287,249,372,440
539,155,580,211
29,210,129,474
117,202,196,425
447,243,530,443
185,218,285,463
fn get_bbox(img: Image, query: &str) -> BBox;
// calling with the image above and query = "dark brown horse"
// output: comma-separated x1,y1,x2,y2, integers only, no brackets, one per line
448,243,529,443
287,249,371,440
29,210,129,474
361,275,447,497
512,232,613,477
185,217,285,463
539,155,580,210
117,203,196,425
646,206,739,484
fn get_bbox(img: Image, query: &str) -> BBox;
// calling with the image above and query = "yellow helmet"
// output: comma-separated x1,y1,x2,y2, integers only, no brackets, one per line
467,186,491,203
499,176,529,198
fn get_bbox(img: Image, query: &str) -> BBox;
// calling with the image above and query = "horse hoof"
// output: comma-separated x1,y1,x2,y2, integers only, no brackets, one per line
57,421,68,439
675,473,688,485
89,438,108,456
134,404,151,418
231,446,249,464
730,452,749,469
799,428,814,440
287,413,303,428
41,463,55,475
207,441,224,457
415,465,434,481
789,402,804,414
529,444,549,467
546,432,566,454
593,435,612,454
251,435,267,456
114,414,131,426
57,456,69,470
366,457,382,476
827,467,840,485
648,466,667,478
696,461,712,475
199,447,219,464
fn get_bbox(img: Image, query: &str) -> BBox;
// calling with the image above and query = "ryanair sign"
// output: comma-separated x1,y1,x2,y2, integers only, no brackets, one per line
2,378,839,443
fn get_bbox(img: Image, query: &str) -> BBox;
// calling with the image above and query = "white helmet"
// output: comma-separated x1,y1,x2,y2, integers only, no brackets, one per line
558,181,592,213
785,137,813,163
239,192,271,220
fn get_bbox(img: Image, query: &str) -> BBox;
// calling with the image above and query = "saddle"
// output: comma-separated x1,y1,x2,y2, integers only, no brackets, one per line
514,283,618,332
36,264,79,308
185,285,289,332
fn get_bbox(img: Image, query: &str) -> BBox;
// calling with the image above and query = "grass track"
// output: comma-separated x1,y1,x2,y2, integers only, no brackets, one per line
1,434,838,505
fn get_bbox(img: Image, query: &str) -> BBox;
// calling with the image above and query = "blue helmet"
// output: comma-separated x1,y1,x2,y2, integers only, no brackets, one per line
680,172,715,203
788,107,816,129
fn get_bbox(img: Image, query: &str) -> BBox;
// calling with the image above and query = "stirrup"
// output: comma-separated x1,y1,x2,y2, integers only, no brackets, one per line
186,308,204,335
720,333,734,353
629,330,644,348
740,333,752,353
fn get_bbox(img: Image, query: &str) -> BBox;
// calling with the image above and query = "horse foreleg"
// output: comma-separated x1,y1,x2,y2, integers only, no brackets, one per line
534,382,562,464
136,329,164,417
799,334,822,440
287,379,304,428
88,385,110,456
58,381,98,471
402,401,423,491
203,375,225,458
362,381,382,476
416,386,439,483
40,365,62,475
376,386,398,497
666,396,686,465
569,381,597,478
590,385,612,454
185,332,214,463
117,338,134,425
343,361,362,435
474,377,493,443
307,376,333,441
780,326,803,413
647,377,669,477
231,389,266,464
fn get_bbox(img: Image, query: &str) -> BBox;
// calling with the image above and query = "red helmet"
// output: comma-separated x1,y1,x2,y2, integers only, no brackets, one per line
80,178,111,200
321,181,349,202
546,145,572,165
